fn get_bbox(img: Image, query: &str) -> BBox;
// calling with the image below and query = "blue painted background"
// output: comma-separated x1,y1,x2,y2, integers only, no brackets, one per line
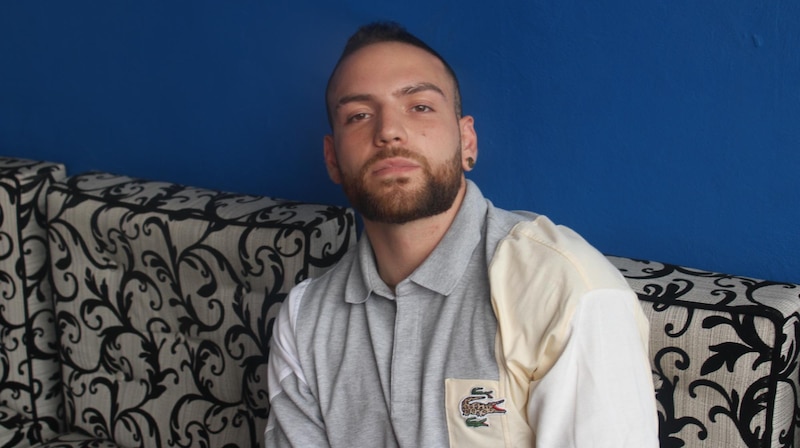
2,1,798,283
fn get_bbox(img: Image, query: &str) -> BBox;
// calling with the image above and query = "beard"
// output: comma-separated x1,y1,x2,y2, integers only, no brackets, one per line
340,146,463,225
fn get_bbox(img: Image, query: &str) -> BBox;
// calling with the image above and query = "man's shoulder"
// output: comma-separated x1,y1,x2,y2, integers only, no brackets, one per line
289,242,363,310
483,202,535,256
490,214,628,291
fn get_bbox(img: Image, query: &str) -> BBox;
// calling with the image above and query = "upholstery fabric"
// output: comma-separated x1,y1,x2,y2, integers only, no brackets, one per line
609,255,800,448
45,172,355,448
0,157,67,448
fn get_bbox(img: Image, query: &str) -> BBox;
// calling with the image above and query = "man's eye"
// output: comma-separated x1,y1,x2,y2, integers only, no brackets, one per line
346,113,369,123
412,105,433,112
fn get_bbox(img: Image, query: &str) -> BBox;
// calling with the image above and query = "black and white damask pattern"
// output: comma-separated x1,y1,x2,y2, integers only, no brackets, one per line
609,256,800,448
45,172,355,448
0,157,66,448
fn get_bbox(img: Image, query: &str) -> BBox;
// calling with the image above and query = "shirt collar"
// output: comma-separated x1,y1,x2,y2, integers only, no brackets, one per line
344,180,487,304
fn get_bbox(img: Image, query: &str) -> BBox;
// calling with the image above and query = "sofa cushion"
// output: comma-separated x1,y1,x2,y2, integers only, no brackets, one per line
0,157,66,448
609,255,800,448
46,172,355,447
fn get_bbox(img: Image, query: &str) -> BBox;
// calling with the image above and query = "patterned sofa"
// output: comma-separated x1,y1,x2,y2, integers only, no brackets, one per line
610,256,800,448
1,156,799,447
1,157,356,447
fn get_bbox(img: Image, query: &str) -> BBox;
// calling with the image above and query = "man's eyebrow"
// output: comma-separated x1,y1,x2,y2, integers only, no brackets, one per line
396,82,446,98
336,94,373,110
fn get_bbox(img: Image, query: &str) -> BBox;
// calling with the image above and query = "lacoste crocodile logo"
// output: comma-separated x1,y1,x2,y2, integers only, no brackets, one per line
460,387,507,428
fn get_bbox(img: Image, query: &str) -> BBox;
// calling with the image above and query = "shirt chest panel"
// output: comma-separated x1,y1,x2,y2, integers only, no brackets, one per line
309,261,499,447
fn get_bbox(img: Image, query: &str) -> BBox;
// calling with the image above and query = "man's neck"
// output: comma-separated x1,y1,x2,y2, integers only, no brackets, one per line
362,183,467,290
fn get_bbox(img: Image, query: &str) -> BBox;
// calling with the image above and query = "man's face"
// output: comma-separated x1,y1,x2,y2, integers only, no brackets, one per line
324,42,477,224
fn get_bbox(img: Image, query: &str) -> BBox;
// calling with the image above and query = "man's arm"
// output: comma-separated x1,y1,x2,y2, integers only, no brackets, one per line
265,280,330,447
527,289,659,447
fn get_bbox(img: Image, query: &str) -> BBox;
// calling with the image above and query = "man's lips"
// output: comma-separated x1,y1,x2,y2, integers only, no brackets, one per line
370,158,421,176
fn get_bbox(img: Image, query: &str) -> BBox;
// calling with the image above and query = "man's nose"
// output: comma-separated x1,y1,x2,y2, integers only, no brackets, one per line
374,109,407,146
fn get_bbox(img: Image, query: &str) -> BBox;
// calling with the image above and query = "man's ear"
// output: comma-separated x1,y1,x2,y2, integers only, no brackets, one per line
459,115,478,171
323,134,343,184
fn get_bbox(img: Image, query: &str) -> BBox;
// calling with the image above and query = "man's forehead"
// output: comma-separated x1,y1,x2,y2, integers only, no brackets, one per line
329,41,453,98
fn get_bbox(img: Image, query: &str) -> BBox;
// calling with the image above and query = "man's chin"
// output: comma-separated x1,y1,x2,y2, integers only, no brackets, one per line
366,178,418,200
358,191,457,225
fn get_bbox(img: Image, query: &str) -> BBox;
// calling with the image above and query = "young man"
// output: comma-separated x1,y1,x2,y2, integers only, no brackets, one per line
266,22,658,447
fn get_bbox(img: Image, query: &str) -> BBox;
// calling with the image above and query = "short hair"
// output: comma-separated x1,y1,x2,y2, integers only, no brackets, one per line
325,21,463,128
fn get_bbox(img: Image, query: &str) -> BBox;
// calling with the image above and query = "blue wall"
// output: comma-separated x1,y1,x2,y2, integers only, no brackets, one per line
2,1,798,283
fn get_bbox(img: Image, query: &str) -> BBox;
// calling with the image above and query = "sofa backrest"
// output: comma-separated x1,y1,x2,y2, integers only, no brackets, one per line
46,172,355,447
609,255,800,448
0,157,66,446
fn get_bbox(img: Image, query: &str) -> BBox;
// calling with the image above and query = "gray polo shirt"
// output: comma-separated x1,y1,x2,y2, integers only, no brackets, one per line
267,181,525,447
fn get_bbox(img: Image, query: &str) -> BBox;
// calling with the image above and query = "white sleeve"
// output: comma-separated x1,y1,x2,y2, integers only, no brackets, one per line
267,280,309,402
527,289,659,448
265,280,331,447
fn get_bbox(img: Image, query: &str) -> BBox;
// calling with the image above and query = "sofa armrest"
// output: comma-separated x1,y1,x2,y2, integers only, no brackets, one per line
609,255,800,448
0,157,66,447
